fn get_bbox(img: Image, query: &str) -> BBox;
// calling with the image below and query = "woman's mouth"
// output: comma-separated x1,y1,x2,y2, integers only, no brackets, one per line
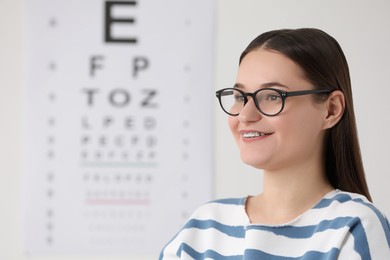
241,131,272,138
240,131,273,142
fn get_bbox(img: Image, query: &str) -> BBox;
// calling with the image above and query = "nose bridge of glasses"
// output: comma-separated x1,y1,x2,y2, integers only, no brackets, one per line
243,92,257,103
240,92,261,114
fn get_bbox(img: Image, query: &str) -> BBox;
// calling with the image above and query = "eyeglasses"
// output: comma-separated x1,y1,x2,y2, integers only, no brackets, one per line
215,87,331,116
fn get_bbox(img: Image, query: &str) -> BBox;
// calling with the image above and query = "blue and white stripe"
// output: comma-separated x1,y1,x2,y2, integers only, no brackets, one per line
159,190,390,259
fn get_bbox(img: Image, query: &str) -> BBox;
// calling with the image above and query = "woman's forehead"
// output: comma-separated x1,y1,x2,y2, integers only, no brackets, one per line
236,50,308,89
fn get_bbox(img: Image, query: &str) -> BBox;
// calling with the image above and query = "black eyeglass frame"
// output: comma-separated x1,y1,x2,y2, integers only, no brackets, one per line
215,87,332,116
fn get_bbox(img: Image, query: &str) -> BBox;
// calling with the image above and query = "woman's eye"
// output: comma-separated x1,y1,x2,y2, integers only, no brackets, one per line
234,95,245,102
265,94,281,101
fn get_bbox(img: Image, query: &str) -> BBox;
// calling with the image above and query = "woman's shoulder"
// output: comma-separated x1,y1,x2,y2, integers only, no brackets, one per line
159,198,249,259
318,190,382,211
315,190,389,227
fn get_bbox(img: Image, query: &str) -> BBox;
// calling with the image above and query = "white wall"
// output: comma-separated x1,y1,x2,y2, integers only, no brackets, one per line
1,0,389,259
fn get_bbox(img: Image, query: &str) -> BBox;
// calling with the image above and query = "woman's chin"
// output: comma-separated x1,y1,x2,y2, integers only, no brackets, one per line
240,153,268,169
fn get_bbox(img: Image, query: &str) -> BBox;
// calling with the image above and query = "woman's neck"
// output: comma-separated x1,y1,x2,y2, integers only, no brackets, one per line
246,165,333,225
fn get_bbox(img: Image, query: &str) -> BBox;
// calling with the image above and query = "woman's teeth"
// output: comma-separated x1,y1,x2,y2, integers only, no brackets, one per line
242,132,268,138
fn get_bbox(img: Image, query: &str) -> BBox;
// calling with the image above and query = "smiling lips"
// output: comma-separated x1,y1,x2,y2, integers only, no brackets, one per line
240,130,273,142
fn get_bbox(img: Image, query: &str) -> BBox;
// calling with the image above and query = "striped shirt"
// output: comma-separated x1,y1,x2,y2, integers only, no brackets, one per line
159,190,390,259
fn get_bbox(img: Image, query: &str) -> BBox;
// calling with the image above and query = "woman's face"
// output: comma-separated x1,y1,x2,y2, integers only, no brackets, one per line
228,49,328,171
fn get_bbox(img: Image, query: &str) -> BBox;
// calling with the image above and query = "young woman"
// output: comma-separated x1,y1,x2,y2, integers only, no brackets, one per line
159,28,390,259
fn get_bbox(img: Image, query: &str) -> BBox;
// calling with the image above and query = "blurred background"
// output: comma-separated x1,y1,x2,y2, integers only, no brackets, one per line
1,0,389,259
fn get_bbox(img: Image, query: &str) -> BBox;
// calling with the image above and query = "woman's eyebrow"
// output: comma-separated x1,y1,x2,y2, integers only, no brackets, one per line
233,82,289,89
233,83,244,89
261,82,289,88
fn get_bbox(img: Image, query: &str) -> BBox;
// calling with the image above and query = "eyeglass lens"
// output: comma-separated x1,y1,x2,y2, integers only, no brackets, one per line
218,88,283,116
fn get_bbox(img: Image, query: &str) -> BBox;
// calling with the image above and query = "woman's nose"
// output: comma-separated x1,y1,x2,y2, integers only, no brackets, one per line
238,98,262,123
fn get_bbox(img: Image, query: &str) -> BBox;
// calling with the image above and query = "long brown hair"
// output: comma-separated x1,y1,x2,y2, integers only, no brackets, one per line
239,28,372,201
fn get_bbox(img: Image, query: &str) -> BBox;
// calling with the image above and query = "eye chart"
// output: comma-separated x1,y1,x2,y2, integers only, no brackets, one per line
23,0,214,255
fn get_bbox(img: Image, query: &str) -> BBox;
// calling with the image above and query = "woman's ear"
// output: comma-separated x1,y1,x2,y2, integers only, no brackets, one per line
323,90,345,129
